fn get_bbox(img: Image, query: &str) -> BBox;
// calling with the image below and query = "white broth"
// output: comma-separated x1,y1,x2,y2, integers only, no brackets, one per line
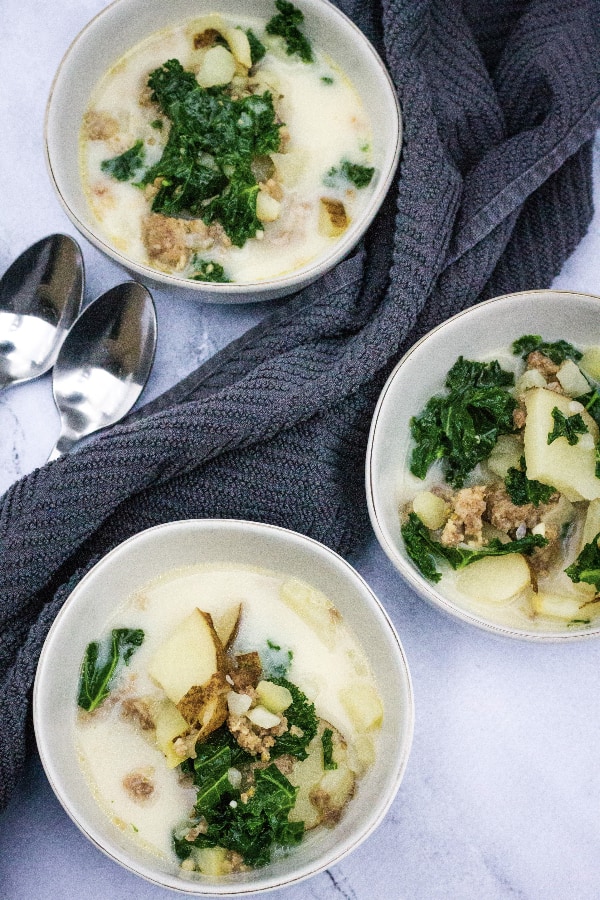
80,8,374,283
74,563,382,871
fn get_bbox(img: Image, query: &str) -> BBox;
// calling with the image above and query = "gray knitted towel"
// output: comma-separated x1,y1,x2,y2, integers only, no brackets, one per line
2,0,600,811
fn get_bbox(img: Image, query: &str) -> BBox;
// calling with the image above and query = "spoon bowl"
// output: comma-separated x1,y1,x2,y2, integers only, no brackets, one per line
49,281,157,459
0,234,83,389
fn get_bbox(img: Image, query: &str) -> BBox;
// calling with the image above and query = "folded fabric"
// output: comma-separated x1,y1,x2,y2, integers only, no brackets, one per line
1,0,600,812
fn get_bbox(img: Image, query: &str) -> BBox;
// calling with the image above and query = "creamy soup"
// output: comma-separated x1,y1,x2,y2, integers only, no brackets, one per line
75,563,382,875
400,337,600,631
80,3,375,283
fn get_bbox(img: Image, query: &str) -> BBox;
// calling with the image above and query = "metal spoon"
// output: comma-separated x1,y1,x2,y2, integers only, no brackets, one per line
0,234,83,390
48,282,157,460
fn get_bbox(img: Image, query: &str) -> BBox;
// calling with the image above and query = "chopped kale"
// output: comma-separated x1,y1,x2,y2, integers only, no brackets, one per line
402,512,548,583
401,512,444,583
100,140,145,181
321,728,337,770
266,0,313,63
547,408,588,446
176,764,303,868
246,28,267,64
511,335,582,365
173,715,305,868
409,356,516,488
262,639,293,678
77,628,144,712
565,531,600,592
140,59,281,246
190,257,230,283
150,118,164,130
504,457,556,506
321,75,334,85
270,677,318,760
324,159,375,189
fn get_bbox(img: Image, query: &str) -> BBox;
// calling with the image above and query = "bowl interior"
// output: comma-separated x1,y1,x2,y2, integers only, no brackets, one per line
45,0,401,301
34,519,413,894
367,289,600,641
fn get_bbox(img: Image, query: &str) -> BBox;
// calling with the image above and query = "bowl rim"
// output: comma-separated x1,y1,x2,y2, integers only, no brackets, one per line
366,288,600,643
34,517,415,894
44,0,402,301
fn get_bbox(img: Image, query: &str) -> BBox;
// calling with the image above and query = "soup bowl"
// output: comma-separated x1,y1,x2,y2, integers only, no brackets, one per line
45,0,401,302
367,289,600,641
34,519,414,894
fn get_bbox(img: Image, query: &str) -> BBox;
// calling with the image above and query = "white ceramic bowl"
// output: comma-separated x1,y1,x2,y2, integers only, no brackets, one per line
45,0,401,303
34,519,414,894
366,289,600,642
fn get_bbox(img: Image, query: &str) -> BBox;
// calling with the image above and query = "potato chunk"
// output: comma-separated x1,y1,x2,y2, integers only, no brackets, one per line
148,608,225,704
523,388,600,501
288,722,355,830
456,554,531,604
339,682,383,732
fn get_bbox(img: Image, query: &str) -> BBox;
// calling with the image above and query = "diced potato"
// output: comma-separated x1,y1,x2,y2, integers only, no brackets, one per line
256,680,293,714
347,734,376,775
187,14,226,43
271,150,308,187
256,190,281,222
556,360,590,397
279,578,340,649
339,682,383,732
523,388,600,501
579,498,600,550
288,722,355,829
177,671,229,740
515,368,547,393
486,434,523,478
154,700,189,768
148,608,225,704
192,846,229,876
196,45,236,88
455,554,531,604
319,198,348,237
579,347,600,382
224,27,252,68
412,491,448,530
532,591,598,621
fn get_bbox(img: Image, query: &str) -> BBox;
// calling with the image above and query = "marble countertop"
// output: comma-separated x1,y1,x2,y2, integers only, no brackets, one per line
2,3,600,898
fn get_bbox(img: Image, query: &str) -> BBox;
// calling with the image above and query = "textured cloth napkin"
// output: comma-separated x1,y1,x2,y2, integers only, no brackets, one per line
2,0,600,811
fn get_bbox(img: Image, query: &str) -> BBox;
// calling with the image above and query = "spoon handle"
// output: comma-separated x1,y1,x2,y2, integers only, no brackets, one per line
47,433,77,462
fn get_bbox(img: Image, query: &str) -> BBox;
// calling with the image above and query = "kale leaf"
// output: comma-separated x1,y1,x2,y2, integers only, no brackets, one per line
511,335,582,364
504,457,556,506
321,728,337,770
409,357,516,488
324,160,374,189
246,28,267,64
174,729,303,868
77,628,144,712
266,0,313,63
402,512,547,583
565,531,600,592
547,408,588,446
141,60,281,246
179,765,302,868
270,677,318,760
190,257,230,283
100,140,145,181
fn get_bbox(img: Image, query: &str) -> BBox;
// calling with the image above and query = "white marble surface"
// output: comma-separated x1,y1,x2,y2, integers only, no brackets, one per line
2,2,600,898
